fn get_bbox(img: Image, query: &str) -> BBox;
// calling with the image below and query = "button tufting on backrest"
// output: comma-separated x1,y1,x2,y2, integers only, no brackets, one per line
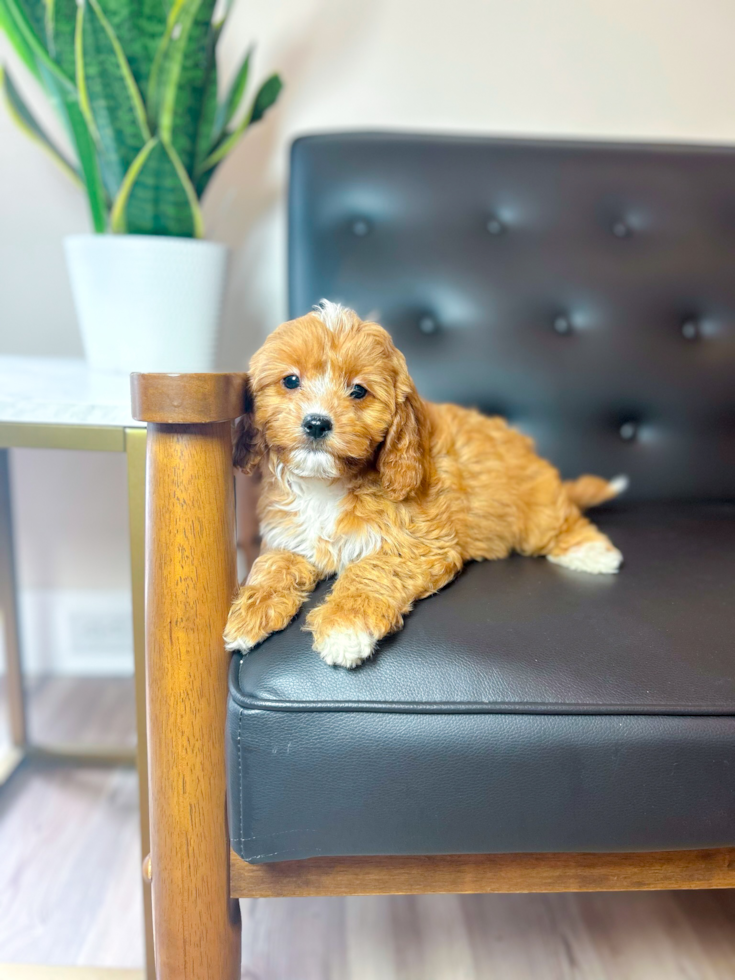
289,133,735,500
418,315,439,335
553,315,572,335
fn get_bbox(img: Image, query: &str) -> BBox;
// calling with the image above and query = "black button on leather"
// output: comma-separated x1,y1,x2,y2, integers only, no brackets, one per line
619,421,638,441
486,217,504,235
612,221,630,238
419,315,438,335
682,319,699,340
553,315,572,335
351,219,370,237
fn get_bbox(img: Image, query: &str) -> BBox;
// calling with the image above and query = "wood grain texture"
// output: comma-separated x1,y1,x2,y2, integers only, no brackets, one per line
230,848,735,898
145,418,241,980
0,678,145,969
131,373,249,424
239,889,735,980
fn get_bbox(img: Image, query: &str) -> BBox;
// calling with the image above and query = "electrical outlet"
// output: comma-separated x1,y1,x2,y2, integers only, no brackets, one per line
8,589,134,676
67,607,132,656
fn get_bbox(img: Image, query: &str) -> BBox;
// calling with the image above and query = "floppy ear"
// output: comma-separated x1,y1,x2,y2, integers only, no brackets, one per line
377,372,429,501
232,379,265,474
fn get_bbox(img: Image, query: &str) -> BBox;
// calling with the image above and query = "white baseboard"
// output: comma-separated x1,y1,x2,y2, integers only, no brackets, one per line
0,966,144,979
0,588,134,676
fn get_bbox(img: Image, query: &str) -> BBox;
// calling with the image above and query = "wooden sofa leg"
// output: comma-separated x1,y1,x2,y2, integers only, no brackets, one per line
133,374,247,980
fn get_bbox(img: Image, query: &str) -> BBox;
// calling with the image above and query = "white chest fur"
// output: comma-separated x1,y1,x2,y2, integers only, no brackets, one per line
260,474,381,571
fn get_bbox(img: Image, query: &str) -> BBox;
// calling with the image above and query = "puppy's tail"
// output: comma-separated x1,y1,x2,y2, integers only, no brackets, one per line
564,473,629,511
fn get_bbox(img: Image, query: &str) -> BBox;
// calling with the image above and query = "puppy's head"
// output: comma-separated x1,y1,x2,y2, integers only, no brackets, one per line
235,301,427,499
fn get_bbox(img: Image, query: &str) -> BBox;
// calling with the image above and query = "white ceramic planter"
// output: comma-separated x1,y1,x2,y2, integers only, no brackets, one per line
64,234,229,374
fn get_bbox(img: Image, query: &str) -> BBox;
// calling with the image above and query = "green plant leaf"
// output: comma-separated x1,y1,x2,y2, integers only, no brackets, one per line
88,0,149,135
13,0,45,53
35,57,71,134
164,136,203,235
212,43,250,140
109,133,156,230
168,0,215,176
249,72,283,125
1,64,81,183
66,96,108,231
76,0,150,200
74,2,92,123
148,0,217,178
2,0,75,92
43,0,54,52
46,0,77,78
198,71,282,175
147,0,203,131
0,0,41,78
36,57,109,231
97,0,168,95
111,135,204,236
192,17,220,177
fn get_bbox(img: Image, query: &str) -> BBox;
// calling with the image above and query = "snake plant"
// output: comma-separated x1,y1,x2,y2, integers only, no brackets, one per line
0,0,282,235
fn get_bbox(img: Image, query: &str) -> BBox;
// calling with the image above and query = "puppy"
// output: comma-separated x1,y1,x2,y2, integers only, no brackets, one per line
224,301,625,668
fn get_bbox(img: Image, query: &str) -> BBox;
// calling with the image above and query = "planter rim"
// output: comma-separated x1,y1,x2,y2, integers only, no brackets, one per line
65,233,227,252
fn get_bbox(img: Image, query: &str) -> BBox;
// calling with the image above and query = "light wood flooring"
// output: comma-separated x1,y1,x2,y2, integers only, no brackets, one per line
2,677,735,978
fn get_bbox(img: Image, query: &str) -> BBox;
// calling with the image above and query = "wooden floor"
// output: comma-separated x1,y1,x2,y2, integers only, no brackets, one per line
2,678,735,978
0,678,144,970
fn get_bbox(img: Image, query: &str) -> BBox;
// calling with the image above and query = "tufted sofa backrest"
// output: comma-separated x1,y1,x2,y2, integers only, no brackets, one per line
288,133,735,500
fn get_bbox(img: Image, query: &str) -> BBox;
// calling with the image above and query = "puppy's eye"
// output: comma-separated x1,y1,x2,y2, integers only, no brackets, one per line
349,384,368,400
282,375,300,390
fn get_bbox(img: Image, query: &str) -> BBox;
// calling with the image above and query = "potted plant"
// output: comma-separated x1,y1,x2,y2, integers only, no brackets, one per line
0,0,282,372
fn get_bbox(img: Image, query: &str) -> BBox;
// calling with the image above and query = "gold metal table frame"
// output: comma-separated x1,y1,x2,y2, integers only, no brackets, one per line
0,421,154,980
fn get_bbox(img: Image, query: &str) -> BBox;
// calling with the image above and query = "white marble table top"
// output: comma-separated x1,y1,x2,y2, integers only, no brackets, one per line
0,356,144,428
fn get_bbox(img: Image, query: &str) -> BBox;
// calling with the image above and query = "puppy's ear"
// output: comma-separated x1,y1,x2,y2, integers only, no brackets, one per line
232,378,265,474
377,364,428,501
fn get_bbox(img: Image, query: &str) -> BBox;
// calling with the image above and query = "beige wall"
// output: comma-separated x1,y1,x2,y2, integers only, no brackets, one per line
3,0,735,590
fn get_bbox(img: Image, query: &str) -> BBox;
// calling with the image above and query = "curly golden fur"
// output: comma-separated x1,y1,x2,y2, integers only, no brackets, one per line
225,302,624,668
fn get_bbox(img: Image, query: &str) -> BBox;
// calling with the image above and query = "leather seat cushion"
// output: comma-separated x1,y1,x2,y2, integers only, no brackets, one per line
227,503,735,863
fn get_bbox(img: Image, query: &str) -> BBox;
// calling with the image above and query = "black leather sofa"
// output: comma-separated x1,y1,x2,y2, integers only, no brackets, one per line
227,133,735,865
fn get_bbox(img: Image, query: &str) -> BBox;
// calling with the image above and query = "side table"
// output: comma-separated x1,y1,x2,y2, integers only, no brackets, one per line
0,356,154,979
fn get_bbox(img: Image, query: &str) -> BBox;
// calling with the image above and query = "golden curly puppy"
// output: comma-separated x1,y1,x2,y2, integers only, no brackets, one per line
225,301,625,668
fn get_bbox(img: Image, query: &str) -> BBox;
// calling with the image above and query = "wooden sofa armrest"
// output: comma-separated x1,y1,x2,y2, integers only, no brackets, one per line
132,372,246,980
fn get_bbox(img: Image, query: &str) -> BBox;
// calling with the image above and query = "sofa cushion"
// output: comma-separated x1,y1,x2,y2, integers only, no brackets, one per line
289,134,735,503
227,503,735,863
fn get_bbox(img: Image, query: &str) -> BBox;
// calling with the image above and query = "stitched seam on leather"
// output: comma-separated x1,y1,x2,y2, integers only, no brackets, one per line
229,693,735,717
228,658,735,716
238,708,243,845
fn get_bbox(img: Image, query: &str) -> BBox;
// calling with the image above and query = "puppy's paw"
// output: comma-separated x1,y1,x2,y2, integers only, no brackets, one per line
223,631,261,654
223,624,267,654
306,603,381,668
548,540,623,575
313,627,377,669
223,585,279,653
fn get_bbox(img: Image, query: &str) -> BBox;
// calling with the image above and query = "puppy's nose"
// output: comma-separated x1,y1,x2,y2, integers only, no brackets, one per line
302,414,333,440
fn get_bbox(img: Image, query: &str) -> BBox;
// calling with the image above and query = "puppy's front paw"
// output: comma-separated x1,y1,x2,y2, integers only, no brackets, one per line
547,541,623,575
313,627,377,669
223,585,278,653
